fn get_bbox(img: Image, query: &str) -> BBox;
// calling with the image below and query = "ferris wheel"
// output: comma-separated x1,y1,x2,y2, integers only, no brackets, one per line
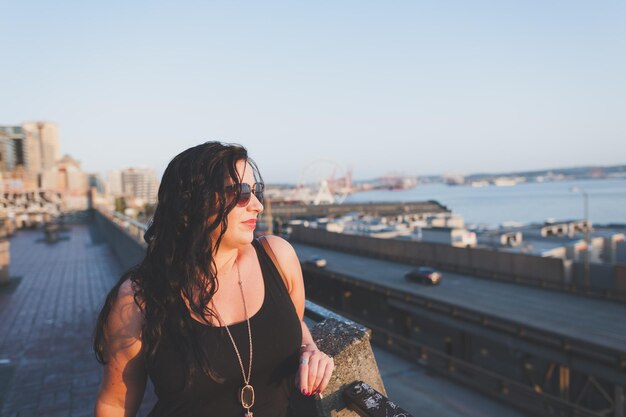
293,159,352,205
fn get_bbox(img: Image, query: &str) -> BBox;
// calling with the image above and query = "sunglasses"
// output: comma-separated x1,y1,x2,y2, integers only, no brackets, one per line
225,182,265,207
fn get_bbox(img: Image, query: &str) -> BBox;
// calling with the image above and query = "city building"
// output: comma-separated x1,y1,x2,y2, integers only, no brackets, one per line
420,226,477,247
0,126,19,172
21,121,60,173
474,220,626,265
39,155,86,192
0,122,61,191
0,121,92,216
121,167,159,204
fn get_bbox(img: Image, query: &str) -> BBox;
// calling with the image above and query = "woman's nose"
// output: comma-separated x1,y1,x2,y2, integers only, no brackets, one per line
249,193,264,213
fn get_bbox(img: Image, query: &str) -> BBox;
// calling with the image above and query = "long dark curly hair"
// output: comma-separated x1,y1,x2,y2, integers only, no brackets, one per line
94,141,262,382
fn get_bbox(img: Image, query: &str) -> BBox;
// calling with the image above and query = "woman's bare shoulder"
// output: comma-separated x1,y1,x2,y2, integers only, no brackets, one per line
96,277,147,414
261,234,298,261
260,235,303,295
106,278,144,347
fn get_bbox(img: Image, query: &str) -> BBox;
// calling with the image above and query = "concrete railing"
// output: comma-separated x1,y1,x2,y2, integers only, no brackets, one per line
92,207,408,417
93,208,148,271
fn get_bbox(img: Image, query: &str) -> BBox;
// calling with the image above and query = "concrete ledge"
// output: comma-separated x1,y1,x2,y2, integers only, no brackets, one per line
93,209,147,271
291,303,387,417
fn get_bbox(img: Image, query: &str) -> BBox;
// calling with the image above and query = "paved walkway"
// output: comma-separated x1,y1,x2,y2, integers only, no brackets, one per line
0,224,156,417
0,224,529,416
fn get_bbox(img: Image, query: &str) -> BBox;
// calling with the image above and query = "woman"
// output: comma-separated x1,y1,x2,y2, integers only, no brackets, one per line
94,142,334,417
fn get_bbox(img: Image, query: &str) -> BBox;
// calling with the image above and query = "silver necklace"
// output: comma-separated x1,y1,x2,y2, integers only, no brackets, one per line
213,261,254,417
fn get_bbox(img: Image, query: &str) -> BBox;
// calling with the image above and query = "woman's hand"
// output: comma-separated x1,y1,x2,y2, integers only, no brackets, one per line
296,344,334,396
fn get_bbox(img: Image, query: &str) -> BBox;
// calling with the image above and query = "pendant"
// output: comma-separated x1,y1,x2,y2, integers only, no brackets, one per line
240,384,255,410
244,412,253,417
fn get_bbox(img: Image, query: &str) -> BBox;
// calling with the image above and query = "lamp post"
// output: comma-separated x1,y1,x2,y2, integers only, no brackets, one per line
570,186,590,287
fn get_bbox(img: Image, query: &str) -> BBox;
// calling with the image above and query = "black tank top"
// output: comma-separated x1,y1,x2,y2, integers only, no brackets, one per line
147,239,302,417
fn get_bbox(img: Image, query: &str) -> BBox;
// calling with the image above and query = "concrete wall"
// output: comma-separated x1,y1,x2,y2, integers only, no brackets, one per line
292,226,626,302
291,225,565,284
616,240,626,264
571,262,615,289
93,209,147,272
614,265,626,291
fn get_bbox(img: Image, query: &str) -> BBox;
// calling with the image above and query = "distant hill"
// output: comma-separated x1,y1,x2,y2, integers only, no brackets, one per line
465,164,626,181
270,164,626,186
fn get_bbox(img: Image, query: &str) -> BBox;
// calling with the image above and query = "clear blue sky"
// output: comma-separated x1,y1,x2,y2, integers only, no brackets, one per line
2,0,625,182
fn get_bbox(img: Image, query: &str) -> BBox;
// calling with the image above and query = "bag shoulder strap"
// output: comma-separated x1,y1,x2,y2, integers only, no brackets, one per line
258,235,289,289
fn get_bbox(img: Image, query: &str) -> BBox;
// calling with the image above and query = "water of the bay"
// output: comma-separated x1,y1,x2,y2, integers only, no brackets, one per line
345,178,626,228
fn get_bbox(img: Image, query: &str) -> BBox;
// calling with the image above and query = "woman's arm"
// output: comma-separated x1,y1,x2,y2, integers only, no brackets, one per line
94,279,147,417
300,319,315,350
298,320,334,395
263,236,334,396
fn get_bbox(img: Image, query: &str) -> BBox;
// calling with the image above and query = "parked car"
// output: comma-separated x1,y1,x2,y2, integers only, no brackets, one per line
405,266,442,285
303,255,327,268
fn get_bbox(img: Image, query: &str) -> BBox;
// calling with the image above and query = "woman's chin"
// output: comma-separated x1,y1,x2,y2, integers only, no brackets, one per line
228,232,256,248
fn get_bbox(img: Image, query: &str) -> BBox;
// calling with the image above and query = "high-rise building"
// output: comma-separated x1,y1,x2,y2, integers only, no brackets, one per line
0,126,18,172
121,167,159,204
0,125,36,191
22,121,60,173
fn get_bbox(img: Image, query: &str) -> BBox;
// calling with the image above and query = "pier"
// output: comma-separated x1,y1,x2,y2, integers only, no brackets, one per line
268,200,450,220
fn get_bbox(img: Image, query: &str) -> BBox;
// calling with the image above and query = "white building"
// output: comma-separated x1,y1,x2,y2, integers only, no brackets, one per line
421,227,477,248
121,167,159,204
